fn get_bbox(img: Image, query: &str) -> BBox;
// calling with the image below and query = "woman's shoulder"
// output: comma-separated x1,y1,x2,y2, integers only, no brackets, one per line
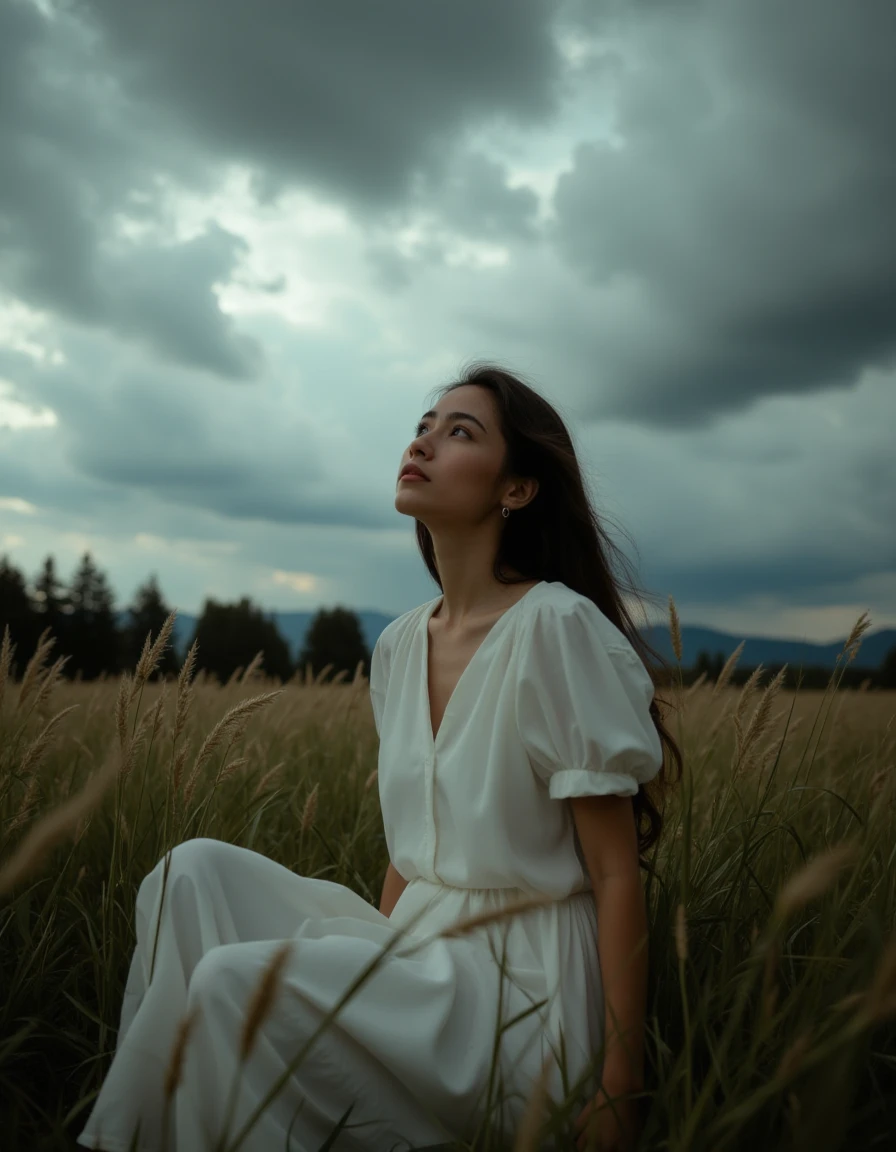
525,581,641,660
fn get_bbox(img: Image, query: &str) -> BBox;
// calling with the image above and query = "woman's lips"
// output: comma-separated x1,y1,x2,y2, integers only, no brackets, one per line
399,472,429,481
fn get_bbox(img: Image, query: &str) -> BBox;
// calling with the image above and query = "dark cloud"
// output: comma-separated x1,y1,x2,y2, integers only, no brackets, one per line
363,151,541,289
0,331,393,531
74,0,563,209
544,0,896,425
0,0,262,379
422,153,540,242
1,0,565,375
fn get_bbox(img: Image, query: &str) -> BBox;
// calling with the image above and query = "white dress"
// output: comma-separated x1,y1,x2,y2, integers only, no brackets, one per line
77,580,663,1152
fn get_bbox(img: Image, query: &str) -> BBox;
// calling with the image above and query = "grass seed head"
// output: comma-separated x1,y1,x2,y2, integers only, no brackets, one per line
668,595,682,663
17,630,55,710
301,782,319,831
774,843,856,921
164,1007,200,1101
240,942,293,1061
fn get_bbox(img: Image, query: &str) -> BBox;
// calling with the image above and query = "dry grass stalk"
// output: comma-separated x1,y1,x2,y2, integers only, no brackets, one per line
214,756,249,787
116,674,131,752
182,691,282,808
757,741,780,777
17,630,55,710
775,1032,811,1083
438,893,559,939
712,641,744,697
18,704,80,779
668,596,682,664
864,938,896,1023
732,665,766,764
0,750,119,895
735,664,764,719
172,746,189,795
120,696,165,782
513,1053,554,1152
774,843,857,920
164,1007,201,1101
685,671,708,697
239,942,294,1061
29,655,69,717
8,775,41,835
173,641,199,745
842,611,872,665
252,761,284,800
674,903,688,962
363,769,378,792
130,612,177,704
0,626,12,712
301,782,319,832
150,683,169,745
735,667,788,777
240,651,265,684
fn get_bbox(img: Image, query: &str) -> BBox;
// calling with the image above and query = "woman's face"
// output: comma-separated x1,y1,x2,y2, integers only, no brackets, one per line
394,385,509,527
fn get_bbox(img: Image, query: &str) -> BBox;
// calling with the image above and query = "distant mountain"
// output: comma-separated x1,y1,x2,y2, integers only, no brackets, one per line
640,623,895,672
120,610,895,672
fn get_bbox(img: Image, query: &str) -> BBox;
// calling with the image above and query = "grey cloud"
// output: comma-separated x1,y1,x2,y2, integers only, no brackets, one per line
1,333,393,531
425,153,540,242
74,0,563,210
363,151,541,291
102,225,264,379
2,0,567,372
546,0,896,425
0,1,261,378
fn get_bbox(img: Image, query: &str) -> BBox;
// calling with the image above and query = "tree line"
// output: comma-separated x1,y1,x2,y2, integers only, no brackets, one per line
3,552,894,691
0,553,371,685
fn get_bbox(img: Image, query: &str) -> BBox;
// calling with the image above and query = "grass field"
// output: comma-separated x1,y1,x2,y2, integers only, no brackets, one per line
1,608,894,1151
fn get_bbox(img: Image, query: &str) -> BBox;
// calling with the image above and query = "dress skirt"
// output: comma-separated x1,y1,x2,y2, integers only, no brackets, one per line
76,838,599,1152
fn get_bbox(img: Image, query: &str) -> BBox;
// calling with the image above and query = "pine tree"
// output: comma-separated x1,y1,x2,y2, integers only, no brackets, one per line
0,555,39,671
32,555,71,650
124,574,179,677
67,552,121,679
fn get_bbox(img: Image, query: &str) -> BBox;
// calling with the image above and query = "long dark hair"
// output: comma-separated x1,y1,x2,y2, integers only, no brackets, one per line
414,361,682,864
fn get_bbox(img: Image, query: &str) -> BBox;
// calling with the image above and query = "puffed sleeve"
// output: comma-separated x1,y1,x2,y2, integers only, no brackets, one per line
369,629,390,738
515,597,664,799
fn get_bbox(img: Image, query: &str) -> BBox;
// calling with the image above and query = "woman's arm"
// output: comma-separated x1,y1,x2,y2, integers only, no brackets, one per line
591,869,648,1088
379,860,409,918
570,793,648,1089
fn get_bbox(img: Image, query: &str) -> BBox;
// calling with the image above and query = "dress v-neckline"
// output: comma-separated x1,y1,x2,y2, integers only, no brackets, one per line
422,581,544,750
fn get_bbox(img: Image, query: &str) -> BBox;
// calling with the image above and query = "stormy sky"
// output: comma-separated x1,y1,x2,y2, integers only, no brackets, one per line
1,0,894,643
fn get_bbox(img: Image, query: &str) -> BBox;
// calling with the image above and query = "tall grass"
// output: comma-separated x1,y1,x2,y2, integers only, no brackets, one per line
0,606,894,1151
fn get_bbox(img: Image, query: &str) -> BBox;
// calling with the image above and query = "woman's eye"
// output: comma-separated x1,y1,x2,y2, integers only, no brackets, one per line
414,423,470,438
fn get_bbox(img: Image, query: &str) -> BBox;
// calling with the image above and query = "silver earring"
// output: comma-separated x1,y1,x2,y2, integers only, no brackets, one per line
501,506,510,519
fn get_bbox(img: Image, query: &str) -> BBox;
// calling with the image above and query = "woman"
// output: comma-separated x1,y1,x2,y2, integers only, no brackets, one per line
77,362,681,1152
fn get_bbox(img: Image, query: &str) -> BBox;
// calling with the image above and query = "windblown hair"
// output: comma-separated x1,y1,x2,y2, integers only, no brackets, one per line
415,361,683,865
